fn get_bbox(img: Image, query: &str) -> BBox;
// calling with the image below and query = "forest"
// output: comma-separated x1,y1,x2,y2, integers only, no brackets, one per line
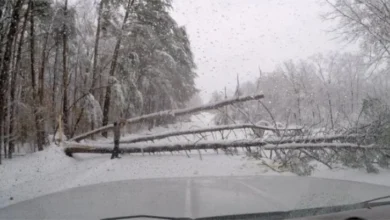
0,0,197,160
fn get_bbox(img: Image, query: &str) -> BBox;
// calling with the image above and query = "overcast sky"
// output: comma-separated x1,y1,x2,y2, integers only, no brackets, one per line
170,0,356,101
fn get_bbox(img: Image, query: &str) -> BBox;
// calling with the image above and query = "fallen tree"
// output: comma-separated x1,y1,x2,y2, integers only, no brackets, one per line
117,123,301,144
70,93,265,142
264,134,369,145
64,139,389,157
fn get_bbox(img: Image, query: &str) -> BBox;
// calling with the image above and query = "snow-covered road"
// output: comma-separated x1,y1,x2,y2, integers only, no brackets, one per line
0,147,284,208
1,113,390,209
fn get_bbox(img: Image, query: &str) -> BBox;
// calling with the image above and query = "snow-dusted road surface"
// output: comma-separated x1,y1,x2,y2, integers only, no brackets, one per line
1,113,390,209
0,147,285,208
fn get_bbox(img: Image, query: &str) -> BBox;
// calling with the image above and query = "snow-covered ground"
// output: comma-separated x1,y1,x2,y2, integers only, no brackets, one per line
1,112,390,209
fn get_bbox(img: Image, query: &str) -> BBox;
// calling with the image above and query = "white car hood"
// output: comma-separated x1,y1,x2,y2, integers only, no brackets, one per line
0,175,389,219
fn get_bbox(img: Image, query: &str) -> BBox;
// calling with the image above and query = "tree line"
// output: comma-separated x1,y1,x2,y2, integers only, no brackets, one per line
212,0,390,133
0,0,197,160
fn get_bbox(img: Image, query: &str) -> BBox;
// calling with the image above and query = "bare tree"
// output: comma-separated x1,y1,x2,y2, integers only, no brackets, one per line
29,0,45,151
312,54,336,129
8,3,30,158
102,0,135,137
325,0,390,62
90,0,105,134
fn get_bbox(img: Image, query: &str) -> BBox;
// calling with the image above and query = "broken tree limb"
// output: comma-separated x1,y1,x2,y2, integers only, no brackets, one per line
118,123,299,144
64,139,267,156
264,134,368,145
64,139,389,157
70,93,265,142
300,149,332,169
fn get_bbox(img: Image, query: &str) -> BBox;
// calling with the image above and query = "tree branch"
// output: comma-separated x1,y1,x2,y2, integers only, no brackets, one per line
117,123,301,144
70,93,265,142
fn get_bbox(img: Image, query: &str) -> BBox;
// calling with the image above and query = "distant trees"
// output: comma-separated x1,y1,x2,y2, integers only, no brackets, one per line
0,0,24,162
208,1,390,131
211,52,382,131
0,0,197,159
325,0,390,63
323,0,390,136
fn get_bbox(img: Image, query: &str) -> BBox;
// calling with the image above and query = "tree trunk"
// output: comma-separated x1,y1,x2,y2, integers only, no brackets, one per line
0,124,3,164
62,0,70,137
37,15,50,148
64,141,383,157
39,33,49,106
297,96,302,125
111,121,121,159
52,35,60,130
350,78,354,114
29,0,44,151
327,93,334,130
8,4,30,158
91,0,104,93
0,0,23,153
102,0,134,137
0,0,8,74
69,47,81,138
90,0,105,135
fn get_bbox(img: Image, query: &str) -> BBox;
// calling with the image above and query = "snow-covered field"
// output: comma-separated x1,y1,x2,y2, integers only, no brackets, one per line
1,112,390,209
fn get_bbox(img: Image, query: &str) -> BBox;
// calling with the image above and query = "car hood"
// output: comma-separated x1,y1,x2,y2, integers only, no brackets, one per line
0,175,389,220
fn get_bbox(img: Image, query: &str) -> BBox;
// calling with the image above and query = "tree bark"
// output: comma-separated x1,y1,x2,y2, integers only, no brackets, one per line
37,15,50,148
111,121,121,159
39,33,49,106
62,0,70,137
0,0,6,71
90,0,105,136
327,93,334,129
64,141,386,157
29,0,44,151
52,34,60,130
91,0,104,93
0,124,3,164
0,0,23,153
8,4,30,158
102,0,134,137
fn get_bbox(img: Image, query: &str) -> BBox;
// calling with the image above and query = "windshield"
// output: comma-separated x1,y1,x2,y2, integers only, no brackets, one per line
1,0,390,219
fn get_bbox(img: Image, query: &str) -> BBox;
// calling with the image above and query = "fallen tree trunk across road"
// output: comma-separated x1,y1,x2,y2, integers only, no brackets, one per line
64,139,389,157
118,123,301,144
70,93,265,142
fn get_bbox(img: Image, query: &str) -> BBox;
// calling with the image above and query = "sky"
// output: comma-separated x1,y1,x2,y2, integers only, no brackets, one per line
170,0,356,101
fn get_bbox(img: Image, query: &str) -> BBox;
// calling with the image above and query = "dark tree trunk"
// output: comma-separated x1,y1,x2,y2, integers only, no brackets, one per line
8,4,30,158
29,0,44,151
0,0,8,73
0,0,23,155
39,33,49,106
91,0,104,93
90,0,104,135
327,93,334,130
62,0,69,137
102,0,134,137
36,30,50,148
111,121,121,159
52,35,60,130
